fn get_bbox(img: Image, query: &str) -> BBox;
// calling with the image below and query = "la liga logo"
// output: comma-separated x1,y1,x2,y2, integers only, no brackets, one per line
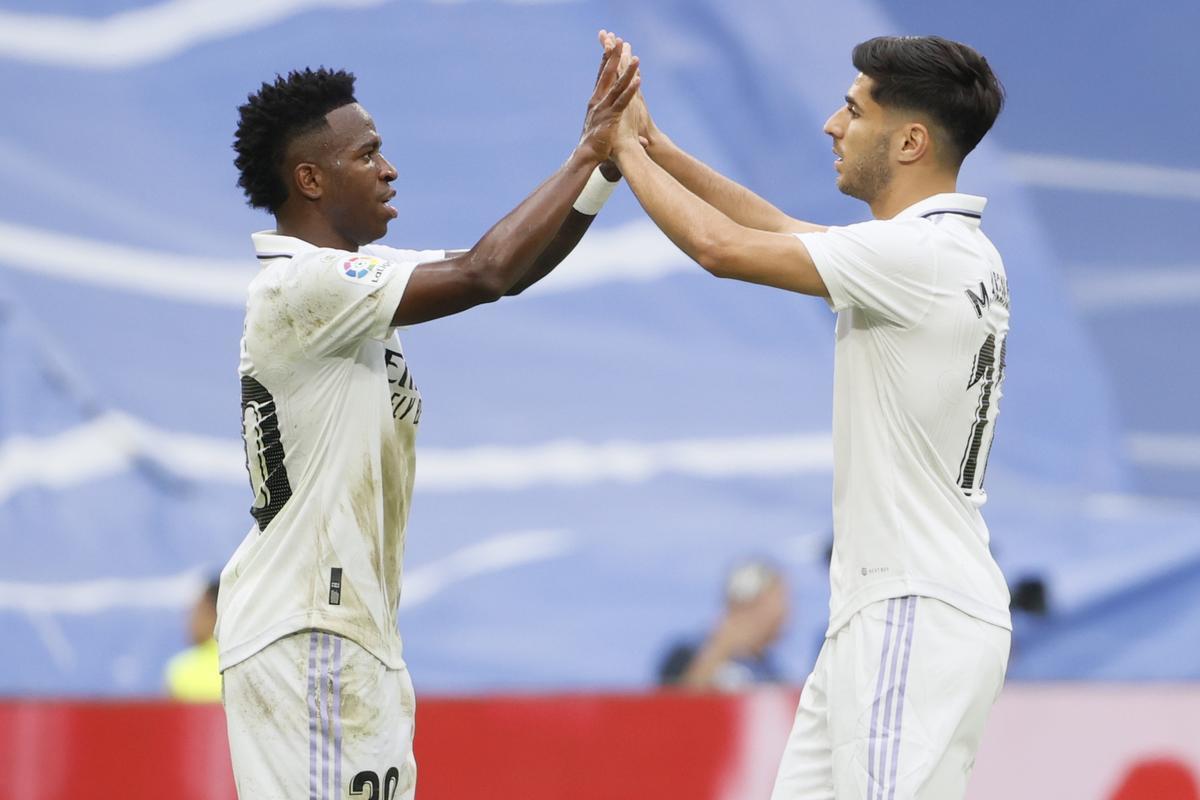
342,256,378,279
338,255,390,285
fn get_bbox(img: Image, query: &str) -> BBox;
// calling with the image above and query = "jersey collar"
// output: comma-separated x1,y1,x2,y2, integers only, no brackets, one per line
893,193,987,226
251,230,321,261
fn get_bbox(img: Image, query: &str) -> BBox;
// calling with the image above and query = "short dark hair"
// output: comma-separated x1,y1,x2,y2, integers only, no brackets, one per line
851,36,1004,164
233,67,358,213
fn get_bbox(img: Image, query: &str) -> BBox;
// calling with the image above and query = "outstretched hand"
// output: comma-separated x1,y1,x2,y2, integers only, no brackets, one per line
578,34,641,164
598,29,653,148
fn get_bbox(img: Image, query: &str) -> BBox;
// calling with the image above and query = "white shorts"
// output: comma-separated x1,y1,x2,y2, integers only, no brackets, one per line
223,630,417,800
770,596,1009,800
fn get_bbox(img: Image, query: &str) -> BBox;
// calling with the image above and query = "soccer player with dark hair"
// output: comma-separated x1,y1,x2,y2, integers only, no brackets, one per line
217,43,638,799
605,32,1011,798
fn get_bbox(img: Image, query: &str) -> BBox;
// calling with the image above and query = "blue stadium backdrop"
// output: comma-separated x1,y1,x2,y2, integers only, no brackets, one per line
0,0,1197,695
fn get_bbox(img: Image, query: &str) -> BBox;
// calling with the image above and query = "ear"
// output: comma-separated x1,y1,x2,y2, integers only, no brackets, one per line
293,161,324,201
897,122,931,165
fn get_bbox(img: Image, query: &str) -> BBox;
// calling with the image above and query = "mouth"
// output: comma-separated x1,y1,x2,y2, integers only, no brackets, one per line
832,147,844,171
381,189,398,219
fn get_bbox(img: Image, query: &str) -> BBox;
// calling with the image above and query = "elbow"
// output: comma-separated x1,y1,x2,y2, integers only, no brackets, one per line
460,255,510,304
471,278,506,305
693,232,736,279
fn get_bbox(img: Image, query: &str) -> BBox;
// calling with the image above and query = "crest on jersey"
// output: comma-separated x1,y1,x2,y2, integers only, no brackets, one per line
339,255,391,285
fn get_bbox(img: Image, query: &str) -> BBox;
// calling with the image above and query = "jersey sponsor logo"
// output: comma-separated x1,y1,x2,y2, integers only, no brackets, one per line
384,349,421,425
339,255,391,286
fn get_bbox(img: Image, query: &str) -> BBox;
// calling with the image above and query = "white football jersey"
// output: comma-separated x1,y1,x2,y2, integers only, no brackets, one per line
797,193,1012,635
216,232,444,671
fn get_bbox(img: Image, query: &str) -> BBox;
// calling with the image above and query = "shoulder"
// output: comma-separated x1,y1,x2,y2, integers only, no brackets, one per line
363,244,446,265
254,249,395,295
843,217,930,250
802,217,930,269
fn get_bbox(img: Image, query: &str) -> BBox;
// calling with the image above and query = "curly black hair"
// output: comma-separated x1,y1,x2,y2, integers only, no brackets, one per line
233,67,358,214
852,36,1004,165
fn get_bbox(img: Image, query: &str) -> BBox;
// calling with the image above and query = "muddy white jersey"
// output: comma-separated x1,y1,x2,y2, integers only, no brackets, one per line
796,193,1012,635
216,231,444,670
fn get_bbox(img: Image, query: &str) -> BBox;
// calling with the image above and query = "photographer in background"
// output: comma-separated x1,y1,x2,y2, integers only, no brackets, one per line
659,559,790,690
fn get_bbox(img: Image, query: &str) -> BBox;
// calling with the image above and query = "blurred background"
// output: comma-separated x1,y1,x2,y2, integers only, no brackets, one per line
0,0,1197,798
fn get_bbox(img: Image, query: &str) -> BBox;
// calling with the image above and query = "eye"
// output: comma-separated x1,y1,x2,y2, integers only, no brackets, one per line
847,106,860,119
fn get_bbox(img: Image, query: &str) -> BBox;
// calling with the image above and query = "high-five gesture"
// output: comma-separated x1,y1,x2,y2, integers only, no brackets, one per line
577,35,641,163
598,29,653,148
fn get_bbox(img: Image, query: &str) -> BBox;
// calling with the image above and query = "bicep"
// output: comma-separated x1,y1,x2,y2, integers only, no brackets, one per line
391,254,498,326
708,226,830,297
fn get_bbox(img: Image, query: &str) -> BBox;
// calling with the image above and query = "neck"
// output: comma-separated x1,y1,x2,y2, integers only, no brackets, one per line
868,171,958,220
275,208,357,252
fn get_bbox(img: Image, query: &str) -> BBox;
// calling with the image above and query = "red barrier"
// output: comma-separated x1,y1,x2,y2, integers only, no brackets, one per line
0,690,798,800
417,692,744,799
2,685,1199,800
0,700,235,800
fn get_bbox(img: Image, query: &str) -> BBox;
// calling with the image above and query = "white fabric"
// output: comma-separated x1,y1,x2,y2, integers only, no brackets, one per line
216,232,443,671
224,630,417,800
795,194,1012,636
770,596,1010,800
572,165,619,215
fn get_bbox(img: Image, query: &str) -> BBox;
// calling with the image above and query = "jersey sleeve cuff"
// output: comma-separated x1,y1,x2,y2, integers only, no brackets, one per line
794,231,845,312
370,260,419,339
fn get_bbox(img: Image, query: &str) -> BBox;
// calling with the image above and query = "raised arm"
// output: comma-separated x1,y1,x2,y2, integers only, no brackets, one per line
503,159,622,296
598,29,823,236
641,129,824,235
392,41,640,325
609,79,828,297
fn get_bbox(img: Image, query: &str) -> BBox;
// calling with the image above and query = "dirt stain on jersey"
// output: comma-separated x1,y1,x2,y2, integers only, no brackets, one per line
348,455,382,590
379,434,412,613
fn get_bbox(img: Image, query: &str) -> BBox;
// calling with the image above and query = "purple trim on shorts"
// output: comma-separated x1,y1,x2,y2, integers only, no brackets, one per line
867,599,898,800
307,632,319,800
887,598,919,800
874,597,915,800
320,633,331,800
333,637,343,798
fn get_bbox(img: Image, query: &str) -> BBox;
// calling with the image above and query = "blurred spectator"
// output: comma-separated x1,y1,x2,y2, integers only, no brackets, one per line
1009,575,1049,616
658,559,789,690
1007,574,1050,668
164,577,221,702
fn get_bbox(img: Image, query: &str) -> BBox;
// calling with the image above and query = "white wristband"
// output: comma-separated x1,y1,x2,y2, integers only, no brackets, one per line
572,166,619,215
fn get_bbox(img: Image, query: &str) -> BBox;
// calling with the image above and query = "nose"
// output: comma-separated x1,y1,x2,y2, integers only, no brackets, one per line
823,108,843,139
379,153,398,182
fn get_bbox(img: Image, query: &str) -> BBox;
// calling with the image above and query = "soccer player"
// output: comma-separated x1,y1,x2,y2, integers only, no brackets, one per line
217,43,639,799
605,32,1011,798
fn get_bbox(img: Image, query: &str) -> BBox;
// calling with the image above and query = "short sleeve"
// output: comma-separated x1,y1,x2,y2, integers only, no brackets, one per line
363,244,447,264
795,220,936,327
282,251,417,357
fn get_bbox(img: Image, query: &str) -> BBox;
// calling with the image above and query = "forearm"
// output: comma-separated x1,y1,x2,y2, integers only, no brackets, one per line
504,209,596,295
614,140,828,295
462,149,601,297
614,142,742,274
646,131,822,234
505,161,619,295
